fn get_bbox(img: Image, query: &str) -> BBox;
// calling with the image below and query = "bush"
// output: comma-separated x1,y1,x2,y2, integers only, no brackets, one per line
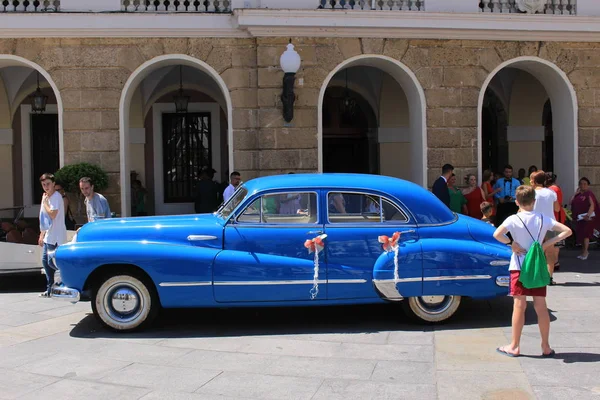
54,163,109,194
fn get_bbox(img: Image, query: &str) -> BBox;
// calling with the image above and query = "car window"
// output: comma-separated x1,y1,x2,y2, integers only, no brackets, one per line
217,186,248,219
327,192,408,224
237,192,318,224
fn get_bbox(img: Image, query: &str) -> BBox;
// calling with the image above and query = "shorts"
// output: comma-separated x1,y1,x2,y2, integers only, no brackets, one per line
510,271,547,297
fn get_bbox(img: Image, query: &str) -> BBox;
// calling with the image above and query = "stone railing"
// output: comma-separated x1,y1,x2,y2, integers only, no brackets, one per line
121,0,231,12
479,0,576,14
318,0,425,11
0,0,60,12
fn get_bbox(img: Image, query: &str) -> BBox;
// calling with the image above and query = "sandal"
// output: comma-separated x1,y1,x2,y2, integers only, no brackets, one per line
542,350,556,358
554,262,560,271
38,292,50,298
496,347,519,358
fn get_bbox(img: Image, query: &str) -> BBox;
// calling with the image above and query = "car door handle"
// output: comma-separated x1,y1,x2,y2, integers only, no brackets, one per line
403,230,416,234
187,235,217,241
307,230,323,235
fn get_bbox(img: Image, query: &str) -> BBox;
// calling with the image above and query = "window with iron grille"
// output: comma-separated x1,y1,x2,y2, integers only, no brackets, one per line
31,113,59,204
162,112,211,203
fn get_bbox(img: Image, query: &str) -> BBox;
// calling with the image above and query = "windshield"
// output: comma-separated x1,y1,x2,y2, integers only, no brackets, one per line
217,185,248,219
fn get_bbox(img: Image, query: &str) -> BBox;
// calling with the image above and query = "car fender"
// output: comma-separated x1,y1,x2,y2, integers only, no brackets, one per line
55,241,220,306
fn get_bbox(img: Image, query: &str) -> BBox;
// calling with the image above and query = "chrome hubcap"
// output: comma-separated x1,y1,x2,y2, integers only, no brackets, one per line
104,283,144,323
415,295,453,315
111,288,139,314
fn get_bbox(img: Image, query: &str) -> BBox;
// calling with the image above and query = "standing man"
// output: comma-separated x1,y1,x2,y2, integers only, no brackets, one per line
194,166,220,213
38,173,67,297
432,164,454,207
494,165,520,226
79,177,111,222
223,171,242,202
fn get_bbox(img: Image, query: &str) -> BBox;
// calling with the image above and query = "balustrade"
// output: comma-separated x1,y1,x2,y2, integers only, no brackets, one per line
479,0,576,14
1,0,59,12
318,0,425,11
122,0,231,12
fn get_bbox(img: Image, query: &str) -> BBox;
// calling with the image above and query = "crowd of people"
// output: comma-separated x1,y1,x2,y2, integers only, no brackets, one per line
432,163,599,262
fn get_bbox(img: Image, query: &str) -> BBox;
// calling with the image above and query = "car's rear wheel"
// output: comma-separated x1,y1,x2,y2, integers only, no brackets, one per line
403,295,461,323
92,273,158,332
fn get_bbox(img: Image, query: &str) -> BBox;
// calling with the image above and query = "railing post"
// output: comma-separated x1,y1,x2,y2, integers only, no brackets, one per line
60,0,121,12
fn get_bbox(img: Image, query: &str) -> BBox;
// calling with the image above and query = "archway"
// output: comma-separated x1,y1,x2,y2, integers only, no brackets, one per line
478,57,578,198
119,55,233,217
318,55,427,187
0,55,64,217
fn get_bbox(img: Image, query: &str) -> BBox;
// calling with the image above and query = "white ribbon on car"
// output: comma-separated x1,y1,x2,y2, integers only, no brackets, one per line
304,234,327,299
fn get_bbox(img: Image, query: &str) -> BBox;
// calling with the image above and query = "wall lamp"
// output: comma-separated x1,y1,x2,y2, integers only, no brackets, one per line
279,41,301,123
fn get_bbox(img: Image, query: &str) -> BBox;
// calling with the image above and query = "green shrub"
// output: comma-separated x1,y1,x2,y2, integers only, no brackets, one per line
54,163,109,194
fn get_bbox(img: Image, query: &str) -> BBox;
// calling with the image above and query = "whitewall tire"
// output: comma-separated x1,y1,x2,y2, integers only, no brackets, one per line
92,274,158,332
403,295,461,323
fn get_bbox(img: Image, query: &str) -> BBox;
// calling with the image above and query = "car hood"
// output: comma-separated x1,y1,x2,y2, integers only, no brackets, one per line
75,213,225,246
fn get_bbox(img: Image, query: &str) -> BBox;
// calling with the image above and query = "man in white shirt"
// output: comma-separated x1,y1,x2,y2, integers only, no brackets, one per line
530,170,561,284
38,173,67,297
79,177,112,222
223,171,241,202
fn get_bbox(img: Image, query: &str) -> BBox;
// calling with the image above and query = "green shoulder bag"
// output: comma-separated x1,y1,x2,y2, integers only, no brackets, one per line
516,215,550,289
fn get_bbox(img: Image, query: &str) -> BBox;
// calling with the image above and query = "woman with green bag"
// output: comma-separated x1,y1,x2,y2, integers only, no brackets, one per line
493,185,572,359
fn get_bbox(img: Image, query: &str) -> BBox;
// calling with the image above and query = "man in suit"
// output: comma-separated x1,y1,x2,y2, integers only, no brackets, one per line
432,164,454,207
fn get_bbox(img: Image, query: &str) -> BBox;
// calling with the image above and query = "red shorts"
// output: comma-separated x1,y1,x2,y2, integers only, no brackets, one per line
510,271,547,297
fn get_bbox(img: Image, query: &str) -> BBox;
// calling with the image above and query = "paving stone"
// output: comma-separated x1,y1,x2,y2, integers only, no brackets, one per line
532,385,600,400
262,355,376,380
196,371,322,400
311,379,437,400
140,391,249,400
387,330,434,345
169,349,279,372
17,378,151,400
277,331,391,345
334,343,434,362
16,352,132,380
0,367,59,399
437,370,535,400
370,361,435,384
0,311,52,327
97,341,193,365
101,363,221,393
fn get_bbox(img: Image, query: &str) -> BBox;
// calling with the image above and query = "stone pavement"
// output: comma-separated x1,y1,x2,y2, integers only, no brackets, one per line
0,249,598,400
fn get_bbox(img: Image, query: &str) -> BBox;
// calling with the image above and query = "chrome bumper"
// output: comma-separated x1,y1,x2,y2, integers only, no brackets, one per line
51,286,80,303
496,276,510,287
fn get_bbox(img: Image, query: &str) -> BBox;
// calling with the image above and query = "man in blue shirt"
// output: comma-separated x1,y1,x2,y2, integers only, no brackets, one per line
79,177,112,222
493,164,520,226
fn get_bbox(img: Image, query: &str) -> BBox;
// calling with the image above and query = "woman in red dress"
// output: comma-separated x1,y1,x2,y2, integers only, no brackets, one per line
570,177,599,260
481,169,501,217
545,172,566,272
463,174,487,219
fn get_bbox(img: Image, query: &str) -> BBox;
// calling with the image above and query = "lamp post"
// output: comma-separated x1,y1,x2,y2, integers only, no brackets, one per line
279,41,301,123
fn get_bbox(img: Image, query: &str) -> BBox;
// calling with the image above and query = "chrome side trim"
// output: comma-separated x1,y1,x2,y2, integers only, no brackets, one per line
214,279,367,286
187,235,218,241
373,277,421,283
424,275,491,281
158,281,212,287
372,280,403,300
496,276,510,287
490,260,510,266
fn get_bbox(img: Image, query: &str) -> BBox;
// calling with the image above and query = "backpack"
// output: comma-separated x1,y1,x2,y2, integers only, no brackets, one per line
516,215,550,289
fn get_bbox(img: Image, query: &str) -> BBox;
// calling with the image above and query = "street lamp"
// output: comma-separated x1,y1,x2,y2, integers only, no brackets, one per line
280,41,301,123
173,65,189,114
31,72,48,113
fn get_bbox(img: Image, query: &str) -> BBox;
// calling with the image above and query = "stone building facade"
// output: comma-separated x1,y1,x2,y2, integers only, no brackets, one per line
1,4,600,217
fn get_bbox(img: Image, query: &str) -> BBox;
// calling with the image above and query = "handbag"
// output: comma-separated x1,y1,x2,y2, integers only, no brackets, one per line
65,206,77,231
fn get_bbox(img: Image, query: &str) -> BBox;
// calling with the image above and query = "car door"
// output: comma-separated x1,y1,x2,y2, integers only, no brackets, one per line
324,191,423,300
213,190,326,302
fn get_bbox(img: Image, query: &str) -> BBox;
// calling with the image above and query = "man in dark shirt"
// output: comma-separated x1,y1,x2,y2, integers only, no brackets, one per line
194,166,220,214
432,164,454,207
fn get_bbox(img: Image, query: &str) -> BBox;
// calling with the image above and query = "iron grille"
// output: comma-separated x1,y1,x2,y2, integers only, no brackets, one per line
162,112,211,203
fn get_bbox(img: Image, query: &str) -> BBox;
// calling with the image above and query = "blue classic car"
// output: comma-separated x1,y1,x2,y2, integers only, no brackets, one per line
51,174,511,332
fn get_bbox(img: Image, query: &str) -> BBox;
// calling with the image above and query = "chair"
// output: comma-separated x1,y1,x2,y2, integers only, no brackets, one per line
6,230,23,243
22,228,39,245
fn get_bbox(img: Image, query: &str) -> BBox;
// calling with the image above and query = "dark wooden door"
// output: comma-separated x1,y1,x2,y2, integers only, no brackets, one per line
31,113,59,204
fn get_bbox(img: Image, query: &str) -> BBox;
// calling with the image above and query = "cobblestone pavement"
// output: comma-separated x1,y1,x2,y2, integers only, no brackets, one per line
0,249,598,400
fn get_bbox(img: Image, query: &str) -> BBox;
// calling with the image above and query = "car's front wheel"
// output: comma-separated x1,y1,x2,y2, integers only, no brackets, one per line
92,273,158,332
403,295,461,323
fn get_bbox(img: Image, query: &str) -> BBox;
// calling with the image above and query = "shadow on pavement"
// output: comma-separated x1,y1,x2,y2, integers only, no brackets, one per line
69,296,552,340
556,250,600,275
0,274,46,293
556,281,600,287
520,352,600,364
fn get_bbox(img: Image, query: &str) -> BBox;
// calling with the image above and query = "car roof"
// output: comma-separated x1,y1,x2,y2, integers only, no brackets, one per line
242,173,455,225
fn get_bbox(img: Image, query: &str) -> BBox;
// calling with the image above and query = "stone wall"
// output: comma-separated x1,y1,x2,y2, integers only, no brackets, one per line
1,37,600,213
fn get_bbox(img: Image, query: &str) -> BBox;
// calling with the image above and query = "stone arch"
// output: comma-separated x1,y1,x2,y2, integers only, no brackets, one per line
119,54,233,217
478,56,578,198
0,55,64,165
318,54,427,187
